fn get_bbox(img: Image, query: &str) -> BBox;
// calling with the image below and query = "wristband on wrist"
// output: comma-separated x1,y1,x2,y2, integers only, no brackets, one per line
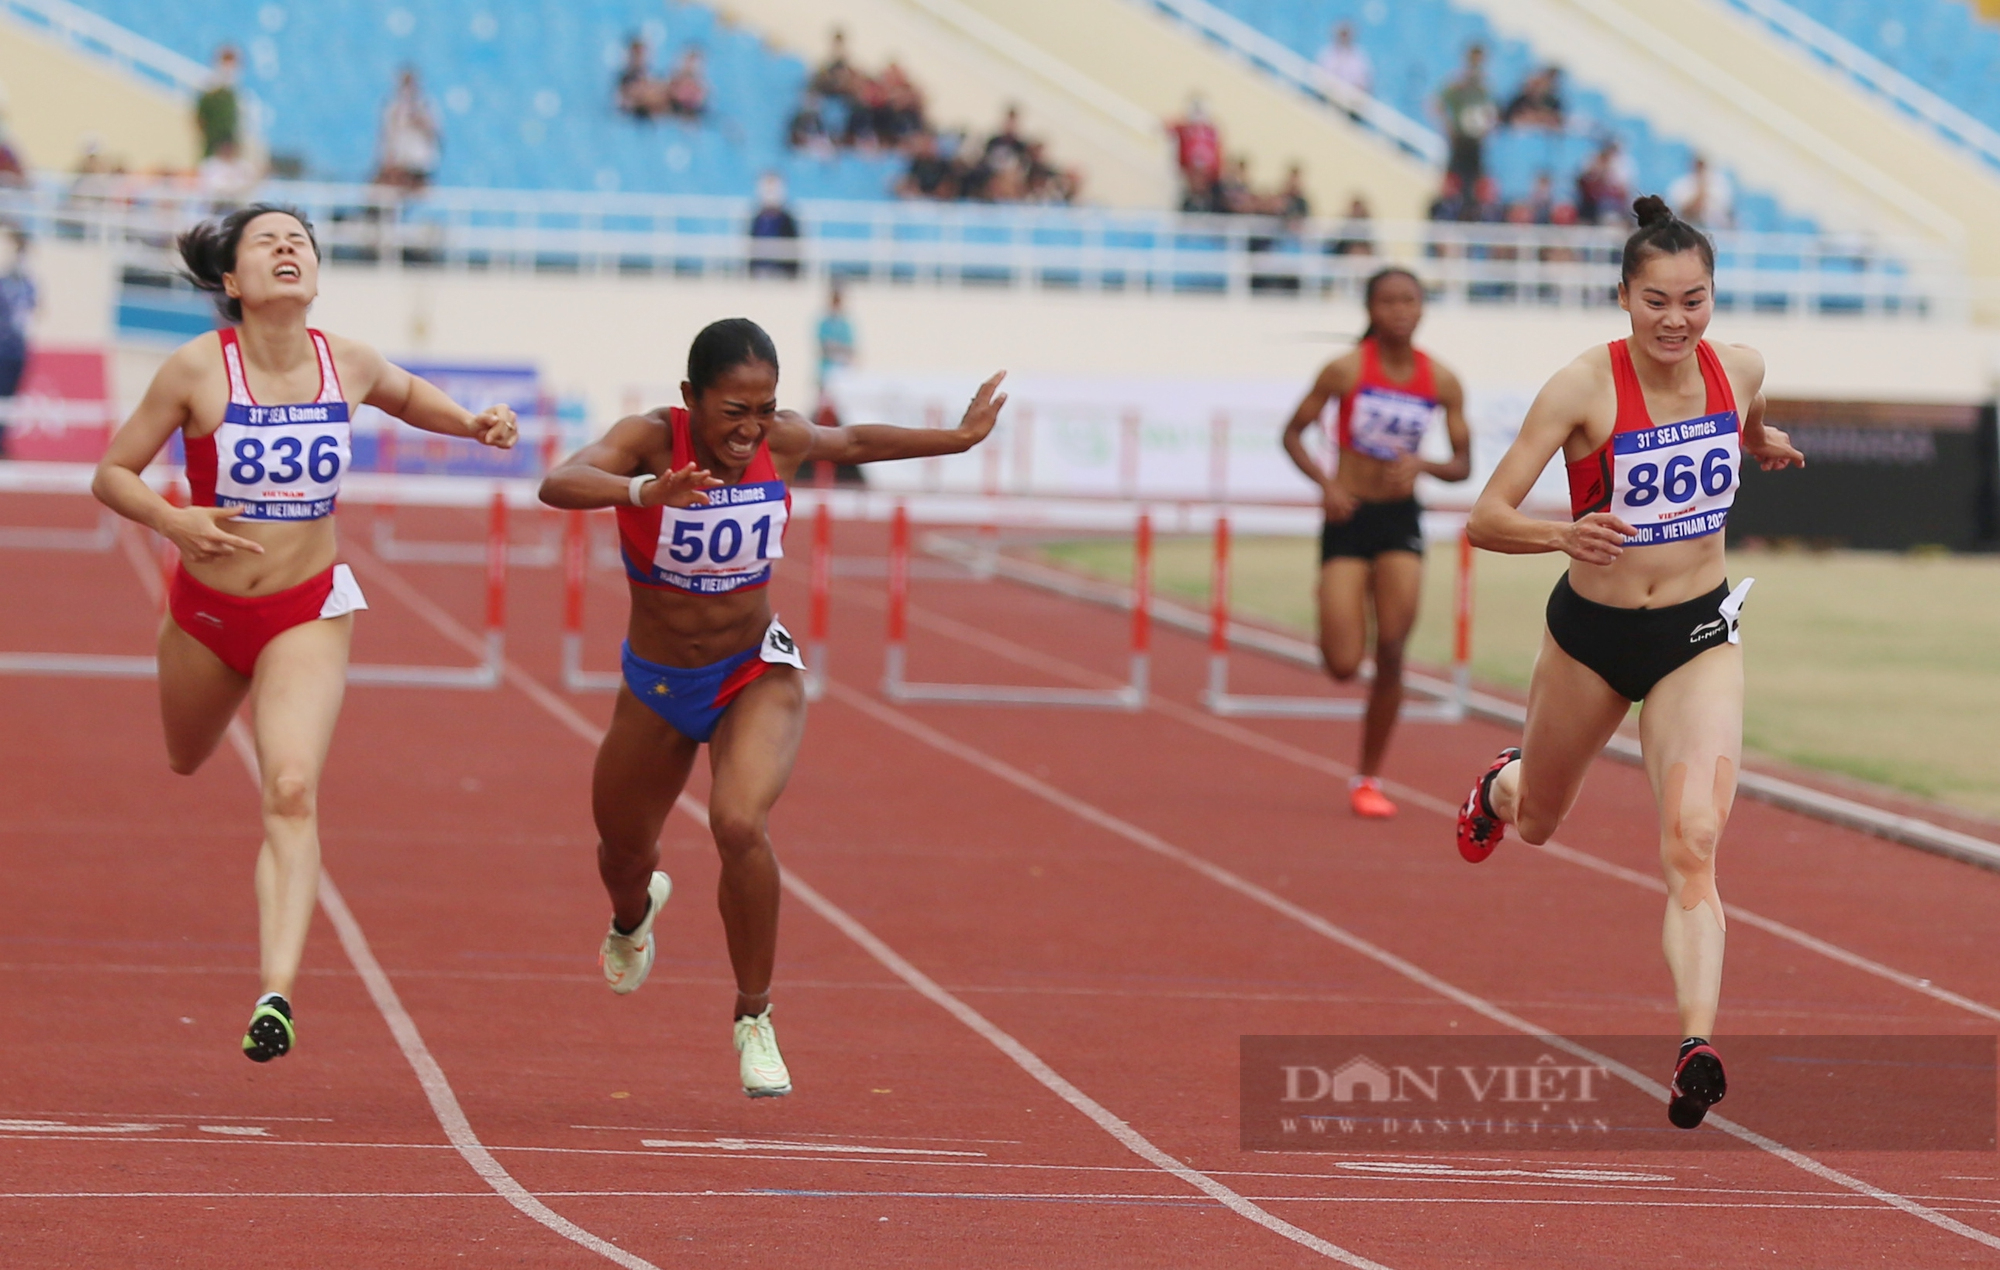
629,473,656,506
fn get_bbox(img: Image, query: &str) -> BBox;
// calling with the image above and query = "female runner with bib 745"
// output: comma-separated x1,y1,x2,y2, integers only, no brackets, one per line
540,319,1005,1099
1453,197,1802,1130
92,204,519,1064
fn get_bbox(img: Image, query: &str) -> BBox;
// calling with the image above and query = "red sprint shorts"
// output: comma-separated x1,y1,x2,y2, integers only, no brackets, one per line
168,563,368,677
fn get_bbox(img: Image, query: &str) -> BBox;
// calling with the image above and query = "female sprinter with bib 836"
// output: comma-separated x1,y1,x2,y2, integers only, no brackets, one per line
1454,197,1801,1129
540,319,1003,1098
92,204,518,1063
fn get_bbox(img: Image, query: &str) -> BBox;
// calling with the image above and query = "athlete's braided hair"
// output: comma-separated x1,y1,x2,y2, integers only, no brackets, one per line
1620,195,1714,286
687,318,780,395
177,203,319,325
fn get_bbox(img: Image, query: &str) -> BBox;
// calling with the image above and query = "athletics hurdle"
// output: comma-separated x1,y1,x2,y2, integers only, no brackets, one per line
1202,513,1472,722
883,500,1151,710
371,409,563,566
0,474,509,689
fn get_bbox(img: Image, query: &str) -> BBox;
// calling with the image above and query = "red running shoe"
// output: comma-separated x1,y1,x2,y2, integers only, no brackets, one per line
1349,777,1398,819
1456,747,1520,863
1668,1039,1728,1129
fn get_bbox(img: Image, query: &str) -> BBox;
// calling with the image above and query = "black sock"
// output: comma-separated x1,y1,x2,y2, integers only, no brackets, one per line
256,993,291,1021
612,897,652,938
1680,1036,1707,1060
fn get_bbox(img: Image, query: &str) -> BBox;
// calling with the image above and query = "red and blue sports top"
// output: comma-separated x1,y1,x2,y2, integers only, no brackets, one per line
616,407,791,595
1335,337,1440,461
1567,339,1740,547
185,327,351,521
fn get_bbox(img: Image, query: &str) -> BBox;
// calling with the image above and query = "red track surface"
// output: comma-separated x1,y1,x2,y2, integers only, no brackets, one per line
3,493,1998,1268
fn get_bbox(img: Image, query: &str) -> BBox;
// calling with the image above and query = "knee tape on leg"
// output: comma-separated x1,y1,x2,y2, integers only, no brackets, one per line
1662,759,1733,930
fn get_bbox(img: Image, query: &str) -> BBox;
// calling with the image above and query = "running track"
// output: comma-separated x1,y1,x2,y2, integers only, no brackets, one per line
3,493,1997,1268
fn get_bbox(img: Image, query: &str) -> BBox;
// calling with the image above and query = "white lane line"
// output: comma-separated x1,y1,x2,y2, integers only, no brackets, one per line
874,583,2000,1028
354,544,1397,1269
824,681,2000,1255
113,527,659,1269
223,726,661,1270
639,1138,986,1157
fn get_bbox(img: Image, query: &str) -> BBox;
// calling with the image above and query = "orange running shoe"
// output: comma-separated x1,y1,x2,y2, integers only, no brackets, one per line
1349,777,1398,819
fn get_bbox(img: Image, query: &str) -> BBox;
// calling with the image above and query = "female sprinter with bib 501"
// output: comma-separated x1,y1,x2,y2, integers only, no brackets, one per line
1281,267,1470,819
1453,197,1802,1129
540,319,1004,1098
92,204,518,1063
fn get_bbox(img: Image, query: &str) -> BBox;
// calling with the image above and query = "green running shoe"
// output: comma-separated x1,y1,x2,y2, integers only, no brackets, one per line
242,996,294,1063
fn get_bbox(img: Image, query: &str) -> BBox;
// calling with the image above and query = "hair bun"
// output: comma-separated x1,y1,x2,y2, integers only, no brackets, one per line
1632,194,1674,228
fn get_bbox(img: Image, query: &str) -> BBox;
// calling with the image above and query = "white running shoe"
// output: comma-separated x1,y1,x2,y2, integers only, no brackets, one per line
599,872,672,995
733,1006,792,1098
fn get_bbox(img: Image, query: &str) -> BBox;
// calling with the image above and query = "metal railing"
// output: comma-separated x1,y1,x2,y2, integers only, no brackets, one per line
8,175,1961,318
1134,0,1447,165
1718,0,2000,174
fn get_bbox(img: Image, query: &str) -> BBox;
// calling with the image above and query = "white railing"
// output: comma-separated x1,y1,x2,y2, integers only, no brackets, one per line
1132,0,1447,165
1719,0,2000,173
10,175,1960,318
0,0,206,94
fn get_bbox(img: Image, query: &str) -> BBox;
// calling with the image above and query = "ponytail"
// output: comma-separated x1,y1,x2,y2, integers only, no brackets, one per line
176,203,318,324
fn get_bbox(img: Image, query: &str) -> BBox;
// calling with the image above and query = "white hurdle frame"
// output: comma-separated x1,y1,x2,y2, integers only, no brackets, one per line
0,478,508,689
1202,513,1473,722
372,416,564,567
883,500,1152,710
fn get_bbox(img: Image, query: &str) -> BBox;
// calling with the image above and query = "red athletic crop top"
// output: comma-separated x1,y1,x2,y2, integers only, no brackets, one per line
615,408,792,594
1335,338,1440,462
1567,340,1740,547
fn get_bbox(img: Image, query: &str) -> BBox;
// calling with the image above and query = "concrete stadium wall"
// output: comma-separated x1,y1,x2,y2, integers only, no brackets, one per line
0,16,196,174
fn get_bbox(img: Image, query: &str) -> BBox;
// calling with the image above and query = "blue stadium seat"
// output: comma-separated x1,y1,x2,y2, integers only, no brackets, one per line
65,0,900,199
1782,0,2000,132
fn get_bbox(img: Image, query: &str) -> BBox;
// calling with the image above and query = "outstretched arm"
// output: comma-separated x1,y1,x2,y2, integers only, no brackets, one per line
792,371,1008,469
538,414,721,510
342,338,518,449
1466,357,1634,565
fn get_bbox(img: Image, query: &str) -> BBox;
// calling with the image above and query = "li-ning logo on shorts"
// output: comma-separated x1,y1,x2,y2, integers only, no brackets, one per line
766,627,797,656
1688,618,1726,644
192,610,225,629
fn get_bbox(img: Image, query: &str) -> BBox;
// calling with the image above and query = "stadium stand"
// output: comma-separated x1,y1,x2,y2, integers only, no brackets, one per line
55,0,907,200
1775,0,2000,133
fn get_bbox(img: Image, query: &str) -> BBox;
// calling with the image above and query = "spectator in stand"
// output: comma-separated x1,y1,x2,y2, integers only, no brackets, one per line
1168,94,1223,193
1574,138,1634,225
877,62,926,150
1216,155,1255,215
1331,194,1375,256
1428,172,1469,223
1469,175,1506,223
1437,44,1497,191
788,92,834,158
812,28,854,102
982,106,1030,170
1668,155,1734,229
1180,170,1221,215
1524,171,1558,224
748,172,800,278
1274,163,1310,224
0,105,26,189
1502,66,1565,130
196,141,260,207
616,37,669,120
665,47,709,120
196,46,241,160
0,229,34,459
817,282,854,399
375,67,441,192
1315,22,1373,105
897,130,955,199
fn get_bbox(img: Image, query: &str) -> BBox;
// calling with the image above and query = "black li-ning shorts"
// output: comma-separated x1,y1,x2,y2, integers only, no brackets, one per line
1545,574,1744,701
1320,497,1425,562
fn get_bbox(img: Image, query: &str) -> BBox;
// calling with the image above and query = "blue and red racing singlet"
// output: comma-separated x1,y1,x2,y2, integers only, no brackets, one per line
615,407,791,595
1567,340,1740,547
1332,337,1441,462
184,327,351,522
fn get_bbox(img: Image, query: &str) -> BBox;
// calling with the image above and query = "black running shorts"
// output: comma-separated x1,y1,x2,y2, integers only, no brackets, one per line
1544,574,1738,701
1320,497,1425,562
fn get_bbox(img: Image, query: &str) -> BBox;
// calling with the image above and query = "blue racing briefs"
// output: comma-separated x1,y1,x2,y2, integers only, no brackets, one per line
620,619,805,743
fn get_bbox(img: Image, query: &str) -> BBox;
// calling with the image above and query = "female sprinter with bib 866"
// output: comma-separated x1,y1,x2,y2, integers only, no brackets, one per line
540,319,1004,1098
91,204,518,1063
1453,197,1802,1129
